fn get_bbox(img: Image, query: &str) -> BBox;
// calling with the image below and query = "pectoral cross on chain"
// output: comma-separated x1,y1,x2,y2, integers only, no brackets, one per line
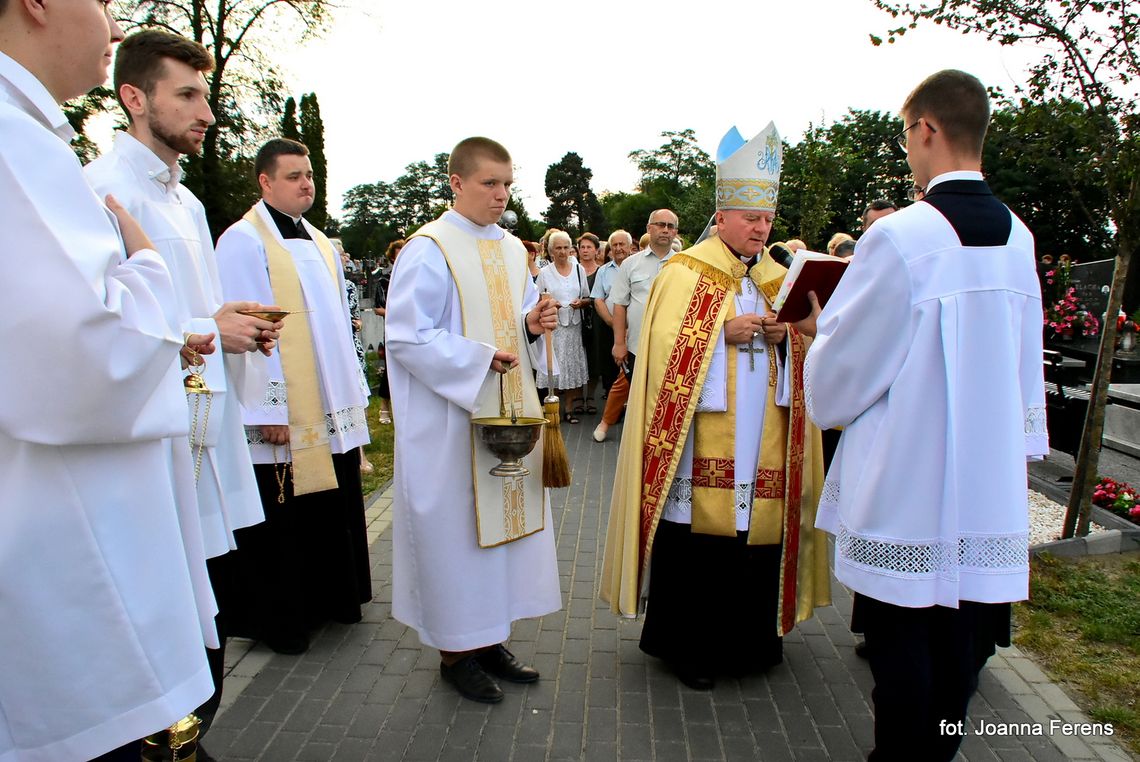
739,338,764,371
738,277,763,371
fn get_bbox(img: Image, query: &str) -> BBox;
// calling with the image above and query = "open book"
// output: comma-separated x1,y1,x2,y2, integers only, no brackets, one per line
772,250,849,323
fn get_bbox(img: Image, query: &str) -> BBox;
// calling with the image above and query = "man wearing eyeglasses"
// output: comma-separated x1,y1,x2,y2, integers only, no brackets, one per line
593,210,678,442
795,70,1044,761
610,209,679,374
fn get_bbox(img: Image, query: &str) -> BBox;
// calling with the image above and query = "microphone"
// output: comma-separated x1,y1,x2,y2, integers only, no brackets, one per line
499,210,518,229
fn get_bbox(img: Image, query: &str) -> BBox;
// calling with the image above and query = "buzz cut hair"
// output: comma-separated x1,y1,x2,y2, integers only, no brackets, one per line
448,136,512,178
114,30,214,122
254,138,309,182
902,69,991,157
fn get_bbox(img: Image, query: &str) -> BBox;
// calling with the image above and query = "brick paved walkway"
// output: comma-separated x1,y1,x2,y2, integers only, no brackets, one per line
204,414,1133,761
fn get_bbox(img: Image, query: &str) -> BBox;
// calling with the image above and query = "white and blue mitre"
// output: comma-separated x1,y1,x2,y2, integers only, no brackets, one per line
715,122,782,212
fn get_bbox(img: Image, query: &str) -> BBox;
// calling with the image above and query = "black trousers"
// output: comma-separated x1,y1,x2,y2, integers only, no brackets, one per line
857,593,1010,762
640,520,783,674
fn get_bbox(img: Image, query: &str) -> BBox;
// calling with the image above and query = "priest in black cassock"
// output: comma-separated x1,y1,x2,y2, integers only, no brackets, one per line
214,139,373,655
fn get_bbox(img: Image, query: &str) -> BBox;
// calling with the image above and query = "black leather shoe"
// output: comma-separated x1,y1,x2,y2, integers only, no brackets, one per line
477,644,540,684
672,662,715,691
855,639,870,659
441,656,504,703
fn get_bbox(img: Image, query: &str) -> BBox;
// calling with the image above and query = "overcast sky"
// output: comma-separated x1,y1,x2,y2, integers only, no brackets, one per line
123,0,1046,219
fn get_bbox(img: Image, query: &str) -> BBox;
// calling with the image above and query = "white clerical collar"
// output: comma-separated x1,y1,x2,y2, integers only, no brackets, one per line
443,209,503,238
114,131,183,194
0,51,74,141
926,170,984,191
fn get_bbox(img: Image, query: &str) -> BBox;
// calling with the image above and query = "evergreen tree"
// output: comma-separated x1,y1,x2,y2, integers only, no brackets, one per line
281,96,300,141
299,93,328,229
544,152,606,237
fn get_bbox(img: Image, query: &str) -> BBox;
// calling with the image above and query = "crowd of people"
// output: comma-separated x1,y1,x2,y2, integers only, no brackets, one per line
1,3,1046,760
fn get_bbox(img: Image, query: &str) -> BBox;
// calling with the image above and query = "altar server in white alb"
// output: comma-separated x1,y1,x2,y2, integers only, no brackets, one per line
214,138,371,656
84,28,283,741
386,137,562,704
0,4,217,761
795,70,1046,762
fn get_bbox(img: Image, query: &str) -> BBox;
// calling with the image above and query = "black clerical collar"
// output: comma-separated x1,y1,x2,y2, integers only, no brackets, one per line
264,201,311,240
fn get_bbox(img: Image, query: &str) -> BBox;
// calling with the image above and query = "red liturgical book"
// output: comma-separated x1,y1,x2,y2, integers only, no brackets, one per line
773,251,849,323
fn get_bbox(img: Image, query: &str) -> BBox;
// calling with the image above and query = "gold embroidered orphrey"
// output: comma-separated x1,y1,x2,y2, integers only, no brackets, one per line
243,205,340,496
410,220,546,548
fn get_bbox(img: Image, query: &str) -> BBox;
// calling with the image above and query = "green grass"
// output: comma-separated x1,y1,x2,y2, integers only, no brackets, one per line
360,397,394,496
1014,552,1140,756
358,351,394,497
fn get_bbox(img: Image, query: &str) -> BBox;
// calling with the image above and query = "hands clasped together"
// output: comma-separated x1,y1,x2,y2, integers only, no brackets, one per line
725,310,787,346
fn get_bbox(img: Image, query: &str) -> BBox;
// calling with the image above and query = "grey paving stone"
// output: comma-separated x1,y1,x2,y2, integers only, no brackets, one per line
714,702,750,735
330,736,374,762
279,675,316,692
586,706,617,742
404,724,449,760
213,694,267,730
253,689,303,724
345,702,387,738
680,692,716,724
583,740,618,761
558,663,588,693
751,730,796,762
619,722,653,760
322,691,366,727
817,724,863,761
588,677,617,708
723,733,760,762
514,712,553,746
227,721,283,759
779,710,823,749
653,740,689,762
295,741,337,761
363,673,405,705
802,690,845,728
549,721,584,760
304,669,351,700
475,723,516,755
419,691,460,725
687,722,724,760
383,697,425,731
510,743,548,762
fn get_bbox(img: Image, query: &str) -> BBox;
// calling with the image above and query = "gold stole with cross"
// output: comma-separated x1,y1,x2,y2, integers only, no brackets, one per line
411,219,547,548
243,205,339,495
